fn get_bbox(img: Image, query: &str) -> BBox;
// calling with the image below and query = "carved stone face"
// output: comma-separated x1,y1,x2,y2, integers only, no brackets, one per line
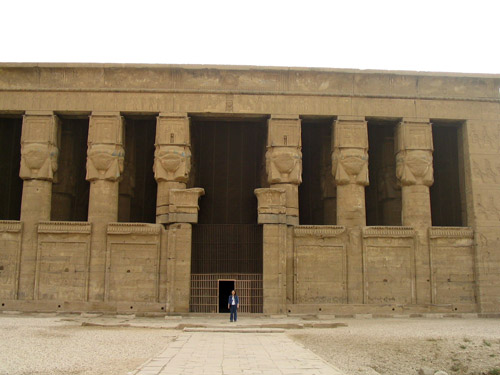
396,150,433,186
88,145,118,172
158,150,184,173
20,143,58,180
404,150,432,177
266,147,302,184
339,149,367,176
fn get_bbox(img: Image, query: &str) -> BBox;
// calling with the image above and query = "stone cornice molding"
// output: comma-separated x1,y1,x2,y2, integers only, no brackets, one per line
107,223,162,235
37,221,91,234
294,225,346,238
0,220,22,233
429,227,474,239
362,226,415,238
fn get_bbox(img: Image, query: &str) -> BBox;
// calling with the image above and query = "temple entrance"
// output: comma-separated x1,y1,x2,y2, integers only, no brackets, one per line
189,118,266,313
218,280,235,313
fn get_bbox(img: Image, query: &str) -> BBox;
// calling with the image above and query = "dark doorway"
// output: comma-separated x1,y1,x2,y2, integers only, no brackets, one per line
219,280,235,313
119,116,157,223
51,117,89,221
299,118,334,225
430,121,465,226
365,119,401,226
0,116,22,220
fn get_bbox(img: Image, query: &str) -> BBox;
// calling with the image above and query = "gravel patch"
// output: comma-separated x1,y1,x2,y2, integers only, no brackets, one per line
288,318,500,375
0,315,177,375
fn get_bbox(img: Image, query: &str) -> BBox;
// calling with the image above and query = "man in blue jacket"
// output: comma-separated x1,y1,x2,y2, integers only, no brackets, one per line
227,290,239,322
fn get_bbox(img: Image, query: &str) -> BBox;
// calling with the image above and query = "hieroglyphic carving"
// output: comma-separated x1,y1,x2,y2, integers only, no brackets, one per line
254,188,286,214
469,124,499,151
476,193,500,221
472,157,500,184
19,114,60,181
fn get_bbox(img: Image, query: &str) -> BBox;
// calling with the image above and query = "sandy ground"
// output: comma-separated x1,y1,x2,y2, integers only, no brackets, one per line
0,315,176,375
2,315,500,375
288,318,500,375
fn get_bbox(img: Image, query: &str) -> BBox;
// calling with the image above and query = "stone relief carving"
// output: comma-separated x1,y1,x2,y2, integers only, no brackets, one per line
153,145,191,182
476,193,500,221
254,188,286,214
266,147,302,184
19,143,59,181
331,148,369,186
472,158,499,183
377,166,400,201
396,150,434,186
86,144,124,181
470,125,499,151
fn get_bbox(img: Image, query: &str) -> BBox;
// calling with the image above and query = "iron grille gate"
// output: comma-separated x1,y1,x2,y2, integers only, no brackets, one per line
190,224,263,313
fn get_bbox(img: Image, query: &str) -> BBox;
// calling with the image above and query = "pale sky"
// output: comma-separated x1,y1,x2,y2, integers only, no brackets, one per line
1,0,499,74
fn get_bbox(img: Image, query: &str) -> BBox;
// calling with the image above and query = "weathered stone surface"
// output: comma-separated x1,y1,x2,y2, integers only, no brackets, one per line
0,64,498,315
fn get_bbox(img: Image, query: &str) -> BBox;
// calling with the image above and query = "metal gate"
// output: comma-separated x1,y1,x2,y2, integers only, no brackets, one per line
190,224,263,313
190,274,262,313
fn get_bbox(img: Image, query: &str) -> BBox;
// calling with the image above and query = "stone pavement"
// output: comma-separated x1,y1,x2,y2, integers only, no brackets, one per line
130,331,344,375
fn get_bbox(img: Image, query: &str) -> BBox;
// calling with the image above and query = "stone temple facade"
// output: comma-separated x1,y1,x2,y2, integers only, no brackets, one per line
0,63,499,315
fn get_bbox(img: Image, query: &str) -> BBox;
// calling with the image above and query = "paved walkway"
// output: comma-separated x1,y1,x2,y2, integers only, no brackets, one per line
131,331,344,375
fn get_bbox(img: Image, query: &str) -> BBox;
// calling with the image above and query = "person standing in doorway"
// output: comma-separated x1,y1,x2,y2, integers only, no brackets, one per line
228,290,239,322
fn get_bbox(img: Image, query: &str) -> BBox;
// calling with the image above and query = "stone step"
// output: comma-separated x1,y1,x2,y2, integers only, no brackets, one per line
183,327,285,333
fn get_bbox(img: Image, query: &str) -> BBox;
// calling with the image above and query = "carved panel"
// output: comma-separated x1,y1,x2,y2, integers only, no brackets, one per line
156,114,190,145
267,115,301,147
88,115,124,145
255,188,286,214
396,119,433,152
333,117,368,149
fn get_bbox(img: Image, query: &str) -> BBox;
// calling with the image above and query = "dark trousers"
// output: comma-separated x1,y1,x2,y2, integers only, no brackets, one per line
230,305,237,321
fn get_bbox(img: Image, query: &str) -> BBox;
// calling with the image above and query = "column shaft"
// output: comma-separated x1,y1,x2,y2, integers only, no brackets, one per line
18,112,60,299
86,112,124,301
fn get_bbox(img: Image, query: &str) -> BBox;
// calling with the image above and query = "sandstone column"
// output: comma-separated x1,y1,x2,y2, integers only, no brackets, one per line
262,115,301,314
396,118,434,303
266,115,302,225
86,112,124,301
332,116,369,303
18,111,60,299
332,116,369,227
154,113,204,313
154,113,191,225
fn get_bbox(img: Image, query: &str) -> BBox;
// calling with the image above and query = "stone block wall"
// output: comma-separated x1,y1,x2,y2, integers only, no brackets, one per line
35,222,91,301
105,223,163,303
0,221,22,299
